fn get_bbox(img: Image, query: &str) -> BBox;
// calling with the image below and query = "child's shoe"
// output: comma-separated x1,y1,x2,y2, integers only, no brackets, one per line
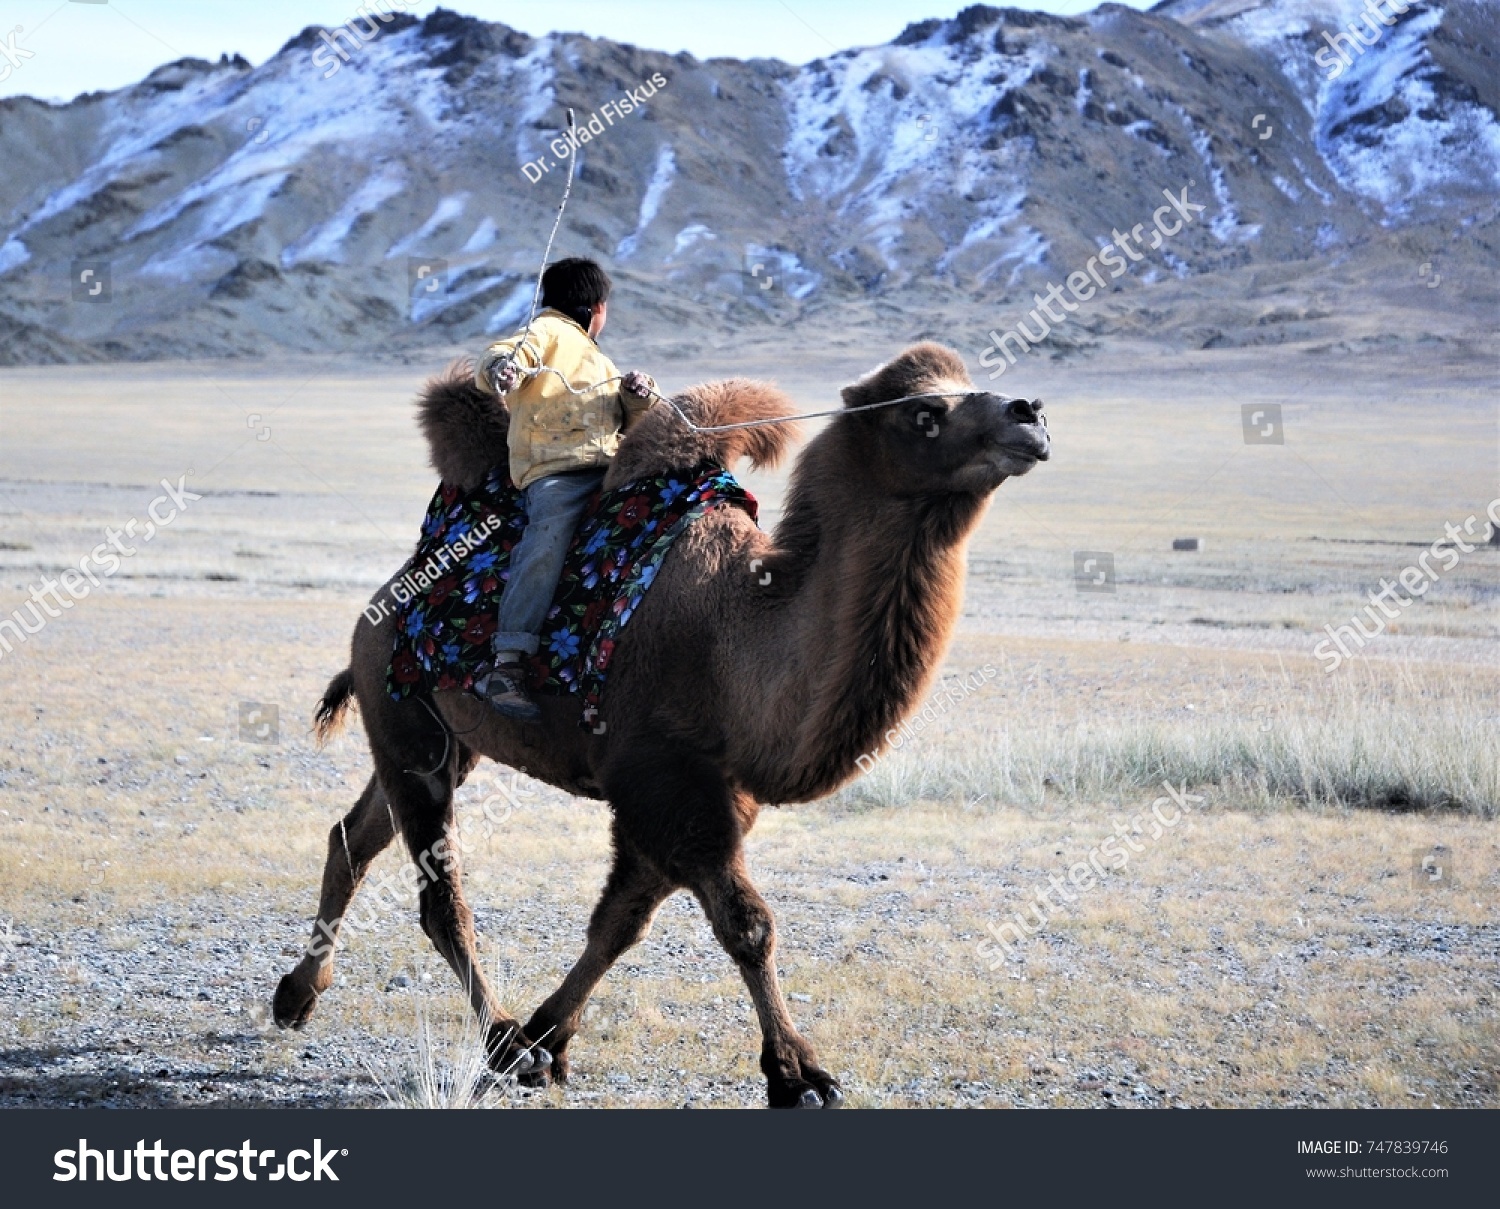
473,659,541,722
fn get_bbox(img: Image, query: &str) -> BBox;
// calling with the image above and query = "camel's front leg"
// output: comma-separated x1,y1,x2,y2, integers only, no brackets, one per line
520,827,675,1087
604,739,842,1107
692,859,845,1109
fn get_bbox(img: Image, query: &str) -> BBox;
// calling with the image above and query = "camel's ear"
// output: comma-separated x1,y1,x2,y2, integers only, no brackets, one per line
842,342,973,410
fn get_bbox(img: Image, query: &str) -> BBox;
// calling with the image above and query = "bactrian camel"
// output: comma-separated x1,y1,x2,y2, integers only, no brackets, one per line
273,342,1050,1107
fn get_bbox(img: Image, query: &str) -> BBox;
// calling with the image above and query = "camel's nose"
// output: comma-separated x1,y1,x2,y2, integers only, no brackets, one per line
1007,398,1043,425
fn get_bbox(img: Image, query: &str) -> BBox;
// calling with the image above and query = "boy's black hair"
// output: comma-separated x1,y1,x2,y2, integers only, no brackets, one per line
541,258,612,333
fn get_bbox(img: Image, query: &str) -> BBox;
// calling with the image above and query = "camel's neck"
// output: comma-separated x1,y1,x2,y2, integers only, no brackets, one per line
755,437,989,802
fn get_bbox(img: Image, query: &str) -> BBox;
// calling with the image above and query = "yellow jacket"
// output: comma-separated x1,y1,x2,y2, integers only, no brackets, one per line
475,309,652,489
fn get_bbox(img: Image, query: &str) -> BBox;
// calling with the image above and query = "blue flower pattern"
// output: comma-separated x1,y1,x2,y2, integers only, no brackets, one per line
387,463,756,724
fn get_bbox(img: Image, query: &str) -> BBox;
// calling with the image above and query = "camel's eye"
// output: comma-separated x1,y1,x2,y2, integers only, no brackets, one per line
911,407,945,439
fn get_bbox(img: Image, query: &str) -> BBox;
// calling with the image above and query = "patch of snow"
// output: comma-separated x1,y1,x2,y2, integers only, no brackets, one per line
1292,156,1335,205
485,282,536,333
410,272,509,325
668,223,716,261
0,237,30,276
387,193,469,259
139,241,237,282
937,185,1047,284
513,38,559,167
136,170,290,281
1124,120,1171,157
855,193,909,269
1159,248,1190,279
15,67,251,239
615,145,676,260
1000,227,1048,287
282,168,405,267
1163,100,1246,242
462,217,499,254
22,21,450,256
938,211,1010,273
743,243,820,300
1220,2,1498,214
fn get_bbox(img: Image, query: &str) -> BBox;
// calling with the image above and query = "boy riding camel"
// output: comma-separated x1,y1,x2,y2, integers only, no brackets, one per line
471,257,656,721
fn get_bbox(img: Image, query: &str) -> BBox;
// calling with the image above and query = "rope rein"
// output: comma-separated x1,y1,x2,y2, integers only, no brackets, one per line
519,363,992,432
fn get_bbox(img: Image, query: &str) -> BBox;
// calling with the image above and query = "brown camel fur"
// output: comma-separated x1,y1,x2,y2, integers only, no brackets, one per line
272,342,1050,1107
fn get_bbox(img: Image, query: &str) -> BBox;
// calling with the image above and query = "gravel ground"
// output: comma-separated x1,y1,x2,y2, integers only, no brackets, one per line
2,761,1495,1109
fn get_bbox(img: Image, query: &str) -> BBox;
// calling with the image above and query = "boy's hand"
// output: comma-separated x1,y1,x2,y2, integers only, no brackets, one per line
621,371,656,398
490,361,521,395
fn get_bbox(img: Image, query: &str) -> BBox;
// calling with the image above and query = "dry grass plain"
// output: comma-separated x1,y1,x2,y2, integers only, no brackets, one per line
0,342,1495,1108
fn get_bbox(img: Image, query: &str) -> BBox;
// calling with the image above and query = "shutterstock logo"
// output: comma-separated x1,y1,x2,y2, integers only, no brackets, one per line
54,1139,345,1182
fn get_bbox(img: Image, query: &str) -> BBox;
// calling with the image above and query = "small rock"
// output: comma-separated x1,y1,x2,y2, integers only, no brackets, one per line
788,992,812,1003
385,974,410,991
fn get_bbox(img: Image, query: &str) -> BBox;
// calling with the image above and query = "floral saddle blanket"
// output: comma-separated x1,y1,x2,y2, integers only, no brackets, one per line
385,462,755,719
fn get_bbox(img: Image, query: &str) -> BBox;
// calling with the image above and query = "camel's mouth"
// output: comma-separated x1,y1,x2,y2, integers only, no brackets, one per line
995,442,1047,464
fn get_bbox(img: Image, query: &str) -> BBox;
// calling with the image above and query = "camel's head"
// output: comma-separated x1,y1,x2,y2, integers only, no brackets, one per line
840,343,1050,495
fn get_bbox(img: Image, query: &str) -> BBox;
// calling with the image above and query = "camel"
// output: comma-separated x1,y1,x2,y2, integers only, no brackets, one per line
272,342,1050,1107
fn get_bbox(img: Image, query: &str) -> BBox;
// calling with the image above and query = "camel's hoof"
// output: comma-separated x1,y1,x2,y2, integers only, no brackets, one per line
822,1085,845,1108
518,1048,567,1089
796,1088,823,1108
508,1045,553,1077
271,974,317,1030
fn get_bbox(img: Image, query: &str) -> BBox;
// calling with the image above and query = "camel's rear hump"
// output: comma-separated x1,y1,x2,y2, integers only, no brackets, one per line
606,379,800,488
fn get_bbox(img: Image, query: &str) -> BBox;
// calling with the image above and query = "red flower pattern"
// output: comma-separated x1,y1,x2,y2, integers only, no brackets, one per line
388,465,756,727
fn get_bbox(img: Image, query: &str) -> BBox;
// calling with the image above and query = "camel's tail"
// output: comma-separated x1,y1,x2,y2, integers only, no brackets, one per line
314,668,356,744
607,379,801,488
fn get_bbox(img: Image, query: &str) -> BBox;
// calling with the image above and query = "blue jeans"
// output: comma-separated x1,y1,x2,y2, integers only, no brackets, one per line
493,469,605,661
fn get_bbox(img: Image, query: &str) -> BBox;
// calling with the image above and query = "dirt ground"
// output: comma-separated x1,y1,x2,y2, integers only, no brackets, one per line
0,342,1495,1108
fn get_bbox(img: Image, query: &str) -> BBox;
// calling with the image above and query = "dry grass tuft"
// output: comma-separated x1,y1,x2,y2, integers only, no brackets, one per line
839,656,1497,817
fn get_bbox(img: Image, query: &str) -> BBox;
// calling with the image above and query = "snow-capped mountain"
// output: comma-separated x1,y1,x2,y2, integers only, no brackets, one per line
0,2,1494,363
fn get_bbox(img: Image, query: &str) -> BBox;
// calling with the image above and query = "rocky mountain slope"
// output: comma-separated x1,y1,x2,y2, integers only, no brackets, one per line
0,1,1495,365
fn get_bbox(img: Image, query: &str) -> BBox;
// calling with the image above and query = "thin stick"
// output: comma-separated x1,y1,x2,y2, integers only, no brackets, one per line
494,108,580,385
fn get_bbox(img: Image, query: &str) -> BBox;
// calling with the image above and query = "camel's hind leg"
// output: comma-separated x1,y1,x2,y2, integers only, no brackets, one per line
273,745,483,1030
520,824,675,1086
273,773,398,1029
370,737,549,1076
